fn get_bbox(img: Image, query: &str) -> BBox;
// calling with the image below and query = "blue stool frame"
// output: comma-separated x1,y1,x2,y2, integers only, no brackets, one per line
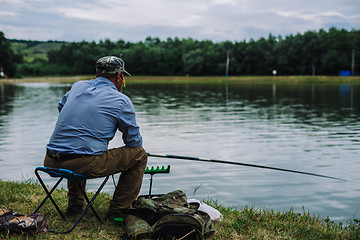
33,167,109,234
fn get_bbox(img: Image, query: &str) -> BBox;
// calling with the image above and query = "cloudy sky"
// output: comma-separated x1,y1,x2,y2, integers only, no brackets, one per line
1,0,359,42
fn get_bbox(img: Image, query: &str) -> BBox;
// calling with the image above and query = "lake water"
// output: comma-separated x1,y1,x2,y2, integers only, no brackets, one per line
0,80,359,223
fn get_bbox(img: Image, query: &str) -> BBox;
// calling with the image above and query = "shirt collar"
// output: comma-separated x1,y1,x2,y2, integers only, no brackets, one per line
95,77,118,91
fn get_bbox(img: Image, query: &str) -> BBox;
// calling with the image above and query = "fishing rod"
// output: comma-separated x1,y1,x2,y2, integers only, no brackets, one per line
147,153,347,181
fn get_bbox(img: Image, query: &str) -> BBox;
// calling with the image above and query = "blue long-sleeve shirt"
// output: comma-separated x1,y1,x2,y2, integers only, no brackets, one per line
46,77,143,155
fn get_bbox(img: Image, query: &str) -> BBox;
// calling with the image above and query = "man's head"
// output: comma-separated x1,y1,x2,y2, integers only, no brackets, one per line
96,56,130,92
95,56,131,76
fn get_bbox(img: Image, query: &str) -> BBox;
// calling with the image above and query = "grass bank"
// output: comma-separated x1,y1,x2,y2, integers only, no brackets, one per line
1,180,359,239
1,75,360,85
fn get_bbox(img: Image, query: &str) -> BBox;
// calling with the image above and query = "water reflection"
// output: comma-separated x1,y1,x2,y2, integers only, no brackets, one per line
339,84,353,110
0,81,359,223
0,84,17,116
125,83,359,120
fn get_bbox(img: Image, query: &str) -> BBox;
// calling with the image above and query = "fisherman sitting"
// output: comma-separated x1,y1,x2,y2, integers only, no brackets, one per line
44,56,148,218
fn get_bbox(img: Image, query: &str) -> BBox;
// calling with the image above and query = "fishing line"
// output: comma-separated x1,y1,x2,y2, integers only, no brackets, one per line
147,153,348,182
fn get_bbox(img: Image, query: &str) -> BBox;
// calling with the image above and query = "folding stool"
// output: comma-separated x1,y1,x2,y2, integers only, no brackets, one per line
33,167,109,234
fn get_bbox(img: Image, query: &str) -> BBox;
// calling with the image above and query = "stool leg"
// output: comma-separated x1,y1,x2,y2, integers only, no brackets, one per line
62,176,110,234
33,170,66,220
149,173,154,196
74,175,100,221
74,175,109,221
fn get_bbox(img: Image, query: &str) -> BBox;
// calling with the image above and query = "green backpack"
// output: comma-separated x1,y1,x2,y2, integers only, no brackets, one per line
124,190,215,239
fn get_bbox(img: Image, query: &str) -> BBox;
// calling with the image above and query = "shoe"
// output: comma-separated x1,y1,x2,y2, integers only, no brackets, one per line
106,208,139,221
66,204,84,216
106,211,126,221
106,211,128,226
106,208,151,222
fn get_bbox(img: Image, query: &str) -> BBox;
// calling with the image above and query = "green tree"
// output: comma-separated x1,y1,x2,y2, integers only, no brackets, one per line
0,31,23,77
242,38,275,75
163,37,184,75
182,49,204,75
15,28,359,77
320,28,355,74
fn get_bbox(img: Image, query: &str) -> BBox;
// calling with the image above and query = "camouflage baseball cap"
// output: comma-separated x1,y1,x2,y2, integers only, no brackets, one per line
95,56,131,76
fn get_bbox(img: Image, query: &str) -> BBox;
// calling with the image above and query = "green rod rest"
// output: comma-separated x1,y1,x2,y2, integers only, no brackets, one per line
144,165,170,174
144,165,170,196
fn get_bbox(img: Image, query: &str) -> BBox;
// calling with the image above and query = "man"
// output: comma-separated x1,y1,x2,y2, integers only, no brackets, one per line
44,56,148,219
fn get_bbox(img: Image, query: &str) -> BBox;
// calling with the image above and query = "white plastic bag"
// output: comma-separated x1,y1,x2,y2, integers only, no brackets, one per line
187,199,223,221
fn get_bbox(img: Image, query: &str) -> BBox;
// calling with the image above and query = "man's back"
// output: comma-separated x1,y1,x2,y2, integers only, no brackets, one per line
47,77,142,156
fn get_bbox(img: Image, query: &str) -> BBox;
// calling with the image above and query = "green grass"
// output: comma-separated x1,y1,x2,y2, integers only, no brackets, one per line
2,75,360,85
128,75,360,85
0,180,123,239
1,180,359,239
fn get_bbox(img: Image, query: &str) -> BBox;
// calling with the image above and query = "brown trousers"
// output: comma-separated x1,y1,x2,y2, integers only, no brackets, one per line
44,146,148,213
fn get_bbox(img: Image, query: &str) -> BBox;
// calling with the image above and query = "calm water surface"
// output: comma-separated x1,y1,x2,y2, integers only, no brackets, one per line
0,80,359,223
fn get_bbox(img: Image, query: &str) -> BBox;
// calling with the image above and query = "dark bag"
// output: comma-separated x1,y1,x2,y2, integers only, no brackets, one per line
0,208,13,230
0,208,48,233
125,190,215,240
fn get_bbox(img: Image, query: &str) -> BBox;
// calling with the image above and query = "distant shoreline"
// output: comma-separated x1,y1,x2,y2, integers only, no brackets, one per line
1,75,360,84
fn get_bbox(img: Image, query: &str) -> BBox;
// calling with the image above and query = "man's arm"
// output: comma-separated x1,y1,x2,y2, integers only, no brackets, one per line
118,99,143,147
58,91,69,112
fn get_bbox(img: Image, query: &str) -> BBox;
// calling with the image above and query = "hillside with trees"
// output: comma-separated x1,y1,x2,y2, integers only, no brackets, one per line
10,39,65,62
0,32,23,78
1,28,359,77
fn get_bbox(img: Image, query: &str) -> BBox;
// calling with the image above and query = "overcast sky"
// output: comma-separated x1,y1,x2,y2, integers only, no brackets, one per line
1,0,359,43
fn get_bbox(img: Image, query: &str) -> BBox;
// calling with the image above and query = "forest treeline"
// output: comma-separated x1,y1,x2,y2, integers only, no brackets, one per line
1,27,359,78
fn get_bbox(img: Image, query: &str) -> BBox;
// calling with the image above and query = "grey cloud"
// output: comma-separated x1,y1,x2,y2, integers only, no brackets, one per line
0,0,359,42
